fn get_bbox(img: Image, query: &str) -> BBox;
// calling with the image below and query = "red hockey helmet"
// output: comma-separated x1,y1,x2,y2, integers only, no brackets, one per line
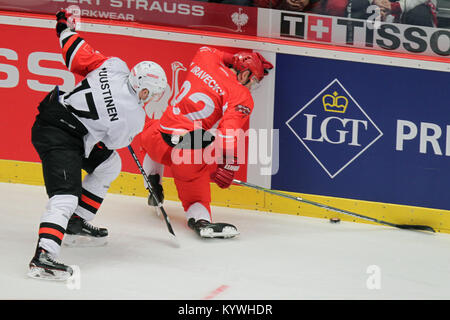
231,51,273,82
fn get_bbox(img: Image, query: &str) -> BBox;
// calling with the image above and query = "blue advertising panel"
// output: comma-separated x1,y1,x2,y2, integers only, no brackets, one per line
272,53,450,210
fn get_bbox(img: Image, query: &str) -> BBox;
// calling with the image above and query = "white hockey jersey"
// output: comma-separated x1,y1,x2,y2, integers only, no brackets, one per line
58,29,145,157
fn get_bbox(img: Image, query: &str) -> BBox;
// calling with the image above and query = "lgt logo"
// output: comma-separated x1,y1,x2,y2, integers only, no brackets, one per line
286,79,383,178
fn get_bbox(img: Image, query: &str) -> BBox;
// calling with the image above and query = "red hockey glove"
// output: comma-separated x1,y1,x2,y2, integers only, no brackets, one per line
56,10,74,38
211,159,240,189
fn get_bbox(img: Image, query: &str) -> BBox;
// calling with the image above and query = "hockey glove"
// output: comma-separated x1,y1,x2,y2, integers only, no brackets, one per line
211,158,240,189
56,10,74,38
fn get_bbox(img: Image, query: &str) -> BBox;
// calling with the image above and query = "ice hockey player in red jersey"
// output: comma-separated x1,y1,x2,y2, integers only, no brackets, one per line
27,10,168,281
140,46,273,239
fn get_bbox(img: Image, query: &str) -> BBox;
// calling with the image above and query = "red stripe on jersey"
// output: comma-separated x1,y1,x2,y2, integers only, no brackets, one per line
62,34,80,58
39,227,64,241
81,194,101,210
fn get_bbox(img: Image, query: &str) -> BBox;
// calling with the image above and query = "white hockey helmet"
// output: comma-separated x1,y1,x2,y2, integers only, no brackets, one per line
128,61,168,104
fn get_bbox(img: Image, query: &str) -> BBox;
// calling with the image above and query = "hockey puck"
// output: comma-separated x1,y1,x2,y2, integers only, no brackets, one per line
329,217,341,223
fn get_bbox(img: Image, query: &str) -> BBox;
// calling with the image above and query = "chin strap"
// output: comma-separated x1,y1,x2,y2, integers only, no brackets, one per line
127,80,137,94
127,80,144,106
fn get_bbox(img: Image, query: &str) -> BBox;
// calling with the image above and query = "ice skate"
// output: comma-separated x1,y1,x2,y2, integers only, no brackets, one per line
27,248,73,281
188,218,239,239
63,214,108,247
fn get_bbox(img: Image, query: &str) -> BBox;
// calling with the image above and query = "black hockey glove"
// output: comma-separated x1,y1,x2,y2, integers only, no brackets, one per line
56,10,74,38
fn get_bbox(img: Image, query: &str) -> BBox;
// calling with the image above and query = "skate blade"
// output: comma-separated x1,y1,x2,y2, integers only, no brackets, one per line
200,226,240,239
63,234,108,247
27,266,72,281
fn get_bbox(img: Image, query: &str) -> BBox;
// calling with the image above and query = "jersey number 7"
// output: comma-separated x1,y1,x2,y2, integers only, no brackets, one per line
64,79,99,120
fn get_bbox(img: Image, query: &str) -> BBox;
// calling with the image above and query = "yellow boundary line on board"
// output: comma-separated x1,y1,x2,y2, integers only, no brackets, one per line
1,159,449,233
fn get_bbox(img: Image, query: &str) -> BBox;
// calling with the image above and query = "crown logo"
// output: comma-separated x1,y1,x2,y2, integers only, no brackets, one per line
322,91,348,113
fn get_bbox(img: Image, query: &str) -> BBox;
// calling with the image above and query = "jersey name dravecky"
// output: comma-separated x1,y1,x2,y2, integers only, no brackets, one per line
98,67,119,122
190,63,224,96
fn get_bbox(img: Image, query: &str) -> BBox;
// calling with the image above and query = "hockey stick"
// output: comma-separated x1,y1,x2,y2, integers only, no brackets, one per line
233,179,435,233
127,145,178,241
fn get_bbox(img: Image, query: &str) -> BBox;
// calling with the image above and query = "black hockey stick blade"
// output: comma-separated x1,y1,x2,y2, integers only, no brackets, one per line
147,188,179,242
157,204,176,236
156,205,180,247
151,194,180,247
394,224,435,233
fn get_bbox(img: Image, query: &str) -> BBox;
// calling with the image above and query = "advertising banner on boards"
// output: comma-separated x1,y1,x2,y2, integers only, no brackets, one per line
0,0,258,36
258,9,450,58
272,52,450,210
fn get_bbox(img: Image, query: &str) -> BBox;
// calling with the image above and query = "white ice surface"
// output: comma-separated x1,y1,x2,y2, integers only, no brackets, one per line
1,182,450,300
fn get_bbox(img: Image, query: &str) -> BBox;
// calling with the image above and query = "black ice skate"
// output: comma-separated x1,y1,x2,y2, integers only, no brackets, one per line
188,218,239,239
63,214,108,247
27,248,73,281
147,174,164,206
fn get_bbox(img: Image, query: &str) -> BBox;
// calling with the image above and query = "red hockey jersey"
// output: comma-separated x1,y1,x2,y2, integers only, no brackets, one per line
159,46,254,155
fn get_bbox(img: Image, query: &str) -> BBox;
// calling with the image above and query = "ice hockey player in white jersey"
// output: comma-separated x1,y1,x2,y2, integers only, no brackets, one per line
27,10,168,281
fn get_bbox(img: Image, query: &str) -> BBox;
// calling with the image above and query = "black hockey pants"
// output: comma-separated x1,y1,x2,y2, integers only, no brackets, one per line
31,87,114,198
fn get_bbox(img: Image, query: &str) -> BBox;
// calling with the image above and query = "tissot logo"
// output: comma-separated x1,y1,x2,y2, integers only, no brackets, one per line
286,79,383,178
280,13,332,41
280,12,305,39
